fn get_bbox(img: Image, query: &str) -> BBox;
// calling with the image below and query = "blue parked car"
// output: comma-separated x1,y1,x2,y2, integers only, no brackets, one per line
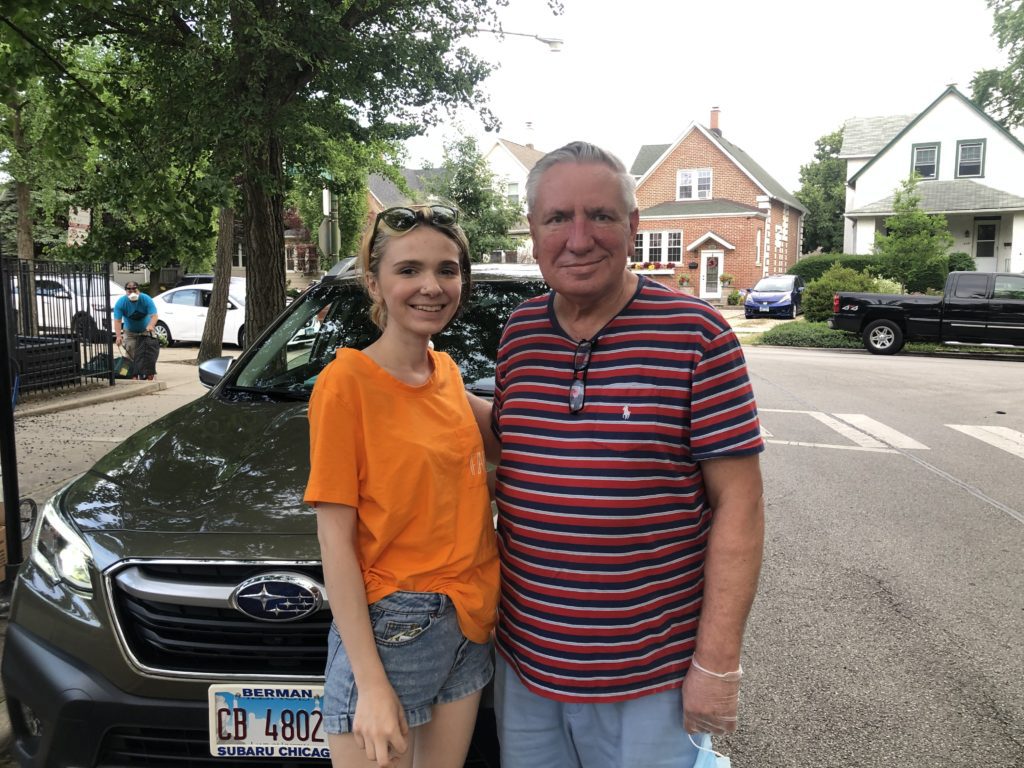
743,274,805,319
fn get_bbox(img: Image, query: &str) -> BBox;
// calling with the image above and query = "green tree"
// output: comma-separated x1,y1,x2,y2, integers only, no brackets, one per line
872,175,953,293
802,262,877,322
3,1,559,344
422,134,523,260
972,0,1024,127
795,127,846,253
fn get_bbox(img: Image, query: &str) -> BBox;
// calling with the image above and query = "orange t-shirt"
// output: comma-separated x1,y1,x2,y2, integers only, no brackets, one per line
304,348,498,643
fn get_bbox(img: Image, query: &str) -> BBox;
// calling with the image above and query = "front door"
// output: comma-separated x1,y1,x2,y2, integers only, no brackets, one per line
973,221,998,272
700,252,723,300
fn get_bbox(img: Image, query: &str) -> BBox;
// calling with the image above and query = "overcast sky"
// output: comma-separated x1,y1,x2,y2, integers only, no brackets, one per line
405,0,1010,192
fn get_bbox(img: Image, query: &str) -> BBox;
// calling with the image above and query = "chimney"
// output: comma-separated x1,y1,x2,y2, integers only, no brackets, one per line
710,106,721,136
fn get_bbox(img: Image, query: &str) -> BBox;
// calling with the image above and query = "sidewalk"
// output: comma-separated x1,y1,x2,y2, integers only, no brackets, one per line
0,345,210,762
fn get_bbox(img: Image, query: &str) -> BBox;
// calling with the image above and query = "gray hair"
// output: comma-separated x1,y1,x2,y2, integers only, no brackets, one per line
525,141,638,213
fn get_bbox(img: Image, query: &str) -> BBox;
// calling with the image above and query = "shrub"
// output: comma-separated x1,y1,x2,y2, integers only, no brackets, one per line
789,253,882,282
803,262,877,322
754,321,864,349
871,276,904,294
905,254,949,293
948,252,975,272
726,289,743,305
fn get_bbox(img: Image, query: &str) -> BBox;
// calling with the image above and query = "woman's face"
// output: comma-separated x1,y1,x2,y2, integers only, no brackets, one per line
367,226,464,339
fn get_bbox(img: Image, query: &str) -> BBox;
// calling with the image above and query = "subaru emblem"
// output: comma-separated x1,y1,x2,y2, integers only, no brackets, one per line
230,572,324,623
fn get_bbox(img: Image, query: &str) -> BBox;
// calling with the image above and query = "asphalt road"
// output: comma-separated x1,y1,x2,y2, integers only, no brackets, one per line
716,347,1024,767
2,345,1022,766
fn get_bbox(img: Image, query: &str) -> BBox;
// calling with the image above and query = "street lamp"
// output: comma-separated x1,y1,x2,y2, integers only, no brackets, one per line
475,28,563,52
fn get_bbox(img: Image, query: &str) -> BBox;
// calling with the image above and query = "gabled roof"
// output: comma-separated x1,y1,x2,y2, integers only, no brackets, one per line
846,179,1024,216
368,168,444,208
630,144,670,176
640,200,764,218
839,115,915,159
687,231,736,251
494,138,547,172
632,125,807,213
848,86,1024,186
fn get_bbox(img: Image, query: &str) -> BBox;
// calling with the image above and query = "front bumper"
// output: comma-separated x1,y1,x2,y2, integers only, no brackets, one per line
1,624,324,767
744,301,793,317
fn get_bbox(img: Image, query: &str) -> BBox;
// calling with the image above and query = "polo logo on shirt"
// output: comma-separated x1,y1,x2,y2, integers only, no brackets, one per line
622,405,632,420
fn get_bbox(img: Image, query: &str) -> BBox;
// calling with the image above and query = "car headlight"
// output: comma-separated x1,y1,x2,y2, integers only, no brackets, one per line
30,499,94,593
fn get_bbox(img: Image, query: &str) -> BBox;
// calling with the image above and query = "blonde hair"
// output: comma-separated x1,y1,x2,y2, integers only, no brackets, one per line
359,205,473,331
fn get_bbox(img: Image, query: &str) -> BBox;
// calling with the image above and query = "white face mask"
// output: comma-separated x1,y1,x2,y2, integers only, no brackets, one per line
127,291,140,302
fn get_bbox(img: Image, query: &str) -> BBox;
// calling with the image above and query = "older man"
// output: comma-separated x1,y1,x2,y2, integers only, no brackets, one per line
490,141,765,767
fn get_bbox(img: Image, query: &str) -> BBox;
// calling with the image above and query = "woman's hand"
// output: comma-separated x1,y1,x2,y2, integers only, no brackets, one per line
351,678,409,767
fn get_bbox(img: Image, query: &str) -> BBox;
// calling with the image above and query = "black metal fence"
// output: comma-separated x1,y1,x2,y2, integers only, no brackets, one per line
2,258,116,401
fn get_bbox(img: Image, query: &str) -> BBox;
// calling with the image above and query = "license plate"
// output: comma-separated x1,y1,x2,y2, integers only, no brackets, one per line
759,305,769,312
208,684,330,760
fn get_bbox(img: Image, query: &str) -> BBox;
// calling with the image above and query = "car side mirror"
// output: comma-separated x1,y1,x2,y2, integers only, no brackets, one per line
198,356,234,388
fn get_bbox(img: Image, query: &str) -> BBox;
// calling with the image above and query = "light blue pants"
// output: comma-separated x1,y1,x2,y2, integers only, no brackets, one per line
494,655,706,768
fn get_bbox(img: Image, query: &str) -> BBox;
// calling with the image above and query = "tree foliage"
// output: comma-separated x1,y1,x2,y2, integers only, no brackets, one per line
421,134,523,259
872,176,953,293
795,127,846,253
972,0,1024,127
2,0,558,343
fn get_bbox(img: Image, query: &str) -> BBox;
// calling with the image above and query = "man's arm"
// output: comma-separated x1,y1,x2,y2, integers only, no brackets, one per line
682,453,765,733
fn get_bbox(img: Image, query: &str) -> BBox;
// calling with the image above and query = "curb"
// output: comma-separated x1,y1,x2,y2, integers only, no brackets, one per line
13,380,166,419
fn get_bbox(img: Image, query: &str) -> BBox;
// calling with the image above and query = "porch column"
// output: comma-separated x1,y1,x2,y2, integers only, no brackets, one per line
1009,213,1024,272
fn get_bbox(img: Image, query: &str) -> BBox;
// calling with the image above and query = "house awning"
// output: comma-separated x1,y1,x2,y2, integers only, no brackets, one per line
687,232,736,251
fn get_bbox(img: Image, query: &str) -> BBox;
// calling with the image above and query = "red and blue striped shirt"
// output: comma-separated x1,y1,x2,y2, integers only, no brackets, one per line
492,276,764,702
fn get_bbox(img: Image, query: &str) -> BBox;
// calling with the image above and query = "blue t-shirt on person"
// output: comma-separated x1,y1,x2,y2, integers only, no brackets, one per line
113,293,158,332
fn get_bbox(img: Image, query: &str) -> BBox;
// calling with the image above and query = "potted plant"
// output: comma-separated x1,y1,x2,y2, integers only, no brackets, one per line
677,273,691,287
720,273,735,288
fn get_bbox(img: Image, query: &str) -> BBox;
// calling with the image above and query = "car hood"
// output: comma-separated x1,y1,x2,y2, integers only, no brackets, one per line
747,290,790,301
62,396,315,537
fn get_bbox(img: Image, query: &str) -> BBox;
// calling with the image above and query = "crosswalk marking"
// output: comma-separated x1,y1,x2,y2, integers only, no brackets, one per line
834,414,930,450
765,439,897,453
947,425,1024,460
807,412,887,449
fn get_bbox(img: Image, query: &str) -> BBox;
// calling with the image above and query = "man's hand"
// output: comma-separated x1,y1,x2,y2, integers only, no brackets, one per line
681,659,743,735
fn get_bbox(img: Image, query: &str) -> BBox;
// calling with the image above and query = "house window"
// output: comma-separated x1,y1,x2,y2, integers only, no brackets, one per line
666,232,682,262
648,232,662,261
676,168,712,200
956,140,985,178
507,182,520,206
233,243,246,268
632,233,644,263
912,144,939,179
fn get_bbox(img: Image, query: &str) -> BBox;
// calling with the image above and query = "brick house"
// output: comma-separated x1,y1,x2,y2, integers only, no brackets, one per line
629,109,806,301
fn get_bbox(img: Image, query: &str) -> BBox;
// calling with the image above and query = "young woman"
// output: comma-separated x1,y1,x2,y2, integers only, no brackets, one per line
305,204,498,768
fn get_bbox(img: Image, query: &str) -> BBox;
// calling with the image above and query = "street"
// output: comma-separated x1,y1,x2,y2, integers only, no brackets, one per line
3,345,1023,766
719,347,1024,767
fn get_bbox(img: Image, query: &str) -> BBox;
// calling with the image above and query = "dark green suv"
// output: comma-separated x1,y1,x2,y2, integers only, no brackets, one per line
2,267,546,767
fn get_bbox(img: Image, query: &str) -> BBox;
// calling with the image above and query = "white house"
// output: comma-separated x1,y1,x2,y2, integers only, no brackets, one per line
841,86,1024,273
482,138,546,215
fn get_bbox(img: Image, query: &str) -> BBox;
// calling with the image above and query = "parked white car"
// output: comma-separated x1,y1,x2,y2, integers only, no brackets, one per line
10,274,123,341
152,283,247,347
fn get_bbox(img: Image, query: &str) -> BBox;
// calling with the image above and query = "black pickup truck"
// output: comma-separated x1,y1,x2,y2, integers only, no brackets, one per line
829,271,1024,354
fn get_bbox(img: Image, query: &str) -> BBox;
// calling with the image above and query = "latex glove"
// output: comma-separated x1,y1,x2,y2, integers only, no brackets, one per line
682,659,743,736
351,680,409,767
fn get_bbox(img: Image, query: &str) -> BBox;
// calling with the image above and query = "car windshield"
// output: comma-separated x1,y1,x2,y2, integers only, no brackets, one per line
753,277,794,291
226,276,548,400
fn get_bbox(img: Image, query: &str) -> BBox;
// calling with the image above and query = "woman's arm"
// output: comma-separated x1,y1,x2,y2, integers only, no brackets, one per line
466,392,500,464
316,503,408,766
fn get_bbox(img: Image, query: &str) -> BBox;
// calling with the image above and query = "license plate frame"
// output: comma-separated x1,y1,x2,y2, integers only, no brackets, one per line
208,683,330,760
759,304,770,312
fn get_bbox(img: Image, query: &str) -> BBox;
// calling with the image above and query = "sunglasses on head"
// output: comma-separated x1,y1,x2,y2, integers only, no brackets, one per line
370,205,460,250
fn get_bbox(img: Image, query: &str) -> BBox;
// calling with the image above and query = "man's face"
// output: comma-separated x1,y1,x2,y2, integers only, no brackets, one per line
528,161,638,304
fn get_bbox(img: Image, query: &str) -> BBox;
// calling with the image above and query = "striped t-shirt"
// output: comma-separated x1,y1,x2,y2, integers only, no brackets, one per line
492,276,764,702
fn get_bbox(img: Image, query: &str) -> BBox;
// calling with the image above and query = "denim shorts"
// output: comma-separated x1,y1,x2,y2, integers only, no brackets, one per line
323,591,493,734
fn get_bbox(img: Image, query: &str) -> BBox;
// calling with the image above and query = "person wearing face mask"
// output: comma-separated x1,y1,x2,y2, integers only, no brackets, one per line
113,282,160,379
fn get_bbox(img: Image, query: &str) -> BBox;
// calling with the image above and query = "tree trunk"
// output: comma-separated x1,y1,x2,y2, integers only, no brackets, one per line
241,136,286,350
11,105,34,261
197,206,235,364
